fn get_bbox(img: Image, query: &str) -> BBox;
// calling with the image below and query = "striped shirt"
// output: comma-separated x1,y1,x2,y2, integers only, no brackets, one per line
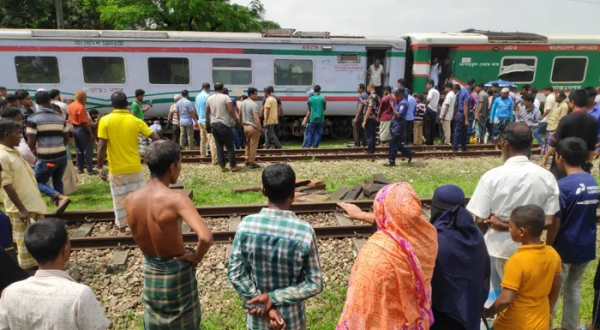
26,108,67,161
228,208,323,330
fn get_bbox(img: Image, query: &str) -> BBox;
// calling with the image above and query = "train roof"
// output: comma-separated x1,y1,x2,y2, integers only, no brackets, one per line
402,30,600,45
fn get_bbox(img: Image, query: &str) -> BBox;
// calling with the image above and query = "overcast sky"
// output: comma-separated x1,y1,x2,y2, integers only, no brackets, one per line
234,0,600,36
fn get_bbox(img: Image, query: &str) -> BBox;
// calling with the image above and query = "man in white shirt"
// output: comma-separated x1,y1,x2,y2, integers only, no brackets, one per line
368,58,386,97
0,218,110,330
429,57,440,87
440,83,457,145
49,89,68,120
466,122,559,307
424,80,440,145
534,86,557,149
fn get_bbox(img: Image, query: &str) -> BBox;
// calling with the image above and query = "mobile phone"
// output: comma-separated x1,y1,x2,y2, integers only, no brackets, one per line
148,100,153,107
243,302,266,311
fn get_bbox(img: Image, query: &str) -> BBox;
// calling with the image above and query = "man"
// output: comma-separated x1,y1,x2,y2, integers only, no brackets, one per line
440,83,456,146
0,107,36,168
26,90,71,214
206,83,241,173
405,91,417,145
195,83,213,159
167,94,181,145
429,57,440,88
529,87,540,112
517,95,541,130
362,83,380,153
368,58,386,97
535,86,557,148
68,91,96,175
5,95,18,109
97,92,159,233
353,84,369,147
520,84,531,97
0,219,110,330
240,88,262,169
475,83,490,144
131,89,152,156
48,89,67,120
454,78,475,152
223,88,244,150
438,57,452,90
228,164,323,330
489,88,514,150
542,92,569,155
263,86,282,149
385,88,415,166
304,85,327,148
177,90,197,151
585,87,600,162
467,122,560,312
424,80,440,145
16,90,34,124
149,121,166,141
125,140,212,329
377,86,394,147
541,90,599,180
0,87,6,100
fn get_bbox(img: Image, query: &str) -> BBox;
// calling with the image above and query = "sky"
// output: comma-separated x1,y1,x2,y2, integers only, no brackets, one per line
234,0,600,36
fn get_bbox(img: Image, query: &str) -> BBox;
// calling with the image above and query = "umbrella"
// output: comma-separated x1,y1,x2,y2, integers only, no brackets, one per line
484,79,517,88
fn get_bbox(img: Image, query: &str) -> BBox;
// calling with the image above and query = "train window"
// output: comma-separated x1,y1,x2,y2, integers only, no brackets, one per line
14,56,60,84
212,58,252,85
551,57,588,83
148,58,190,85
498,57,536,83
274,59,313,86
82,57,126,84
337,53,360,64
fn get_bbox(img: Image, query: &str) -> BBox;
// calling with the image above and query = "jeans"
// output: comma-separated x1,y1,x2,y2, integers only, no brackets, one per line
364,118,378,153
264,124,281,149
233,127,242,149
534,121,548,147
179,125,194,150
353,117,367,147
301,125,310,148
553,262,590,330
423,108,437,145
34,157,68,197
452,113,468,152
211,122,237,168
73,125,94,173
389,119,414,163
305,122,325,148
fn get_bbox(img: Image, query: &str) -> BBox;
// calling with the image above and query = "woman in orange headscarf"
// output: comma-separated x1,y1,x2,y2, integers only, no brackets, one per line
337,182,438,330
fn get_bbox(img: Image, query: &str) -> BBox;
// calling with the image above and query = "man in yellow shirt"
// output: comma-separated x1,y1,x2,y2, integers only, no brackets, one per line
543,92,569,155
263,87,281,149
484,204,561,330
97,92,159,234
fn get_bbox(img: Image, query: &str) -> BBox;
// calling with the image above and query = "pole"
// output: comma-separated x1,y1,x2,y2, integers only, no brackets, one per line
55,0,64,29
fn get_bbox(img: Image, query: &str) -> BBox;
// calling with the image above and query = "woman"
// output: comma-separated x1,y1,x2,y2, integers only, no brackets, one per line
337,183,438,330
429,185,490,330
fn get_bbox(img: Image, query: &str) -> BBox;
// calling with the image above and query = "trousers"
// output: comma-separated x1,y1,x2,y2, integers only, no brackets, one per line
34,157,68,197
423,108,437,145
441,120,452,145
553,262,590,330
403,120,414,145
364,118,378,153
211,122,236,168
534,122,547,148
243,125,260,164
172,125,180,145
413,121,424,145
305,122,325,148
179,125,194,150
199,123,208,156
353,117,367,147
73,125,94,172
264,124,281,149
389,119,414,163
452,113,468,152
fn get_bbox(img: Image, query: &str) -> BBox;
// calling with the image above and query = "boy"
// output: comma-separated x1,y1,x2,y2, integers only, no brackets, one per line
546,137,599,330
484,205,561,330
228,164,323,330
125,140,213,329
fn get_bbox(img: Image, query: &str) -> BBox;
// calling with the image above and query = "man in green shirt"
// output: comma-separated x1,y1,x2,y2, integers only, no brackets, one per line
304,85,326,148
131,89,152,156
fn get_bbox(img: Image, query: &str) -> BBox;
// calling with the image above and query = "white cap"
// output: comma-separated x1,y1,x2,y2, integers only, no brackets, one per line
174,94,182,101
502,87,510,93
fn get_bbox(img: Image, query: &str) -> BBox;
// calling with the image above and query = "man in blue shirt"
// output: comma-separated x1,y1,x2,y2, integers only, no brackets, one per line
195,83,211,158
547,137,599,330
453,78,474,152
585,86,600,159
404,93,417,145
385,88,414,166
177,89,198,151
489,88,514,150
353,84,369,147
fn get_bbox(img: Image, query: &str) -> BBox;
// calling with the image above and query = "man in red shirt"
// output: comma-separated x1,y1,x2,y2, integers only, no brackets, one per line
67,91,96,175
377,86,394,147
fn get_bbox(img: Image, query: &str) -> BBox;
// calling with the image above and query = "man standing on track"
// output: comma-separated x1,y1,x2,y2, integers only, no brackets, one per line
542,92,569,155
304,85,327,148
68,91,96,175
131,89,152,157
206,83,242,173
385,88,415,166
167,95,181,145
263,87,282,150
353,84,369,148
176,90,197,151
489,88,514,151
362,83,380,153
453,78,474,152
440,83,456,146
240,88,262,169
475,83,490,144
377,86,394,147
125,140,213,330
195,83,211,158
96,92,160,234
424,80,439,145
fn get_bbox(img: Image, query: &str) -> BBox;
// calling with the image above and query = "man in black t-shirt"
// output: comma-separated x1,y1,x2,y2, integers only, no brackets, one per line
541,90,598,180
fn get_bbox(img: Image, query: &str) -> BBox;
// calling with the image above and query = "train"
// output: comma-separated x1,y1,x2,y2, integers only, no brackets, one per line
1,28,599,139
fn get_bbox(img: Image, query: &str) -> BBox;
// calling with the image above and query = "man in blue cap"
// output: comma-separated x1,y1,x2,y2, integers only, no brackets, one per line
385,88,415,166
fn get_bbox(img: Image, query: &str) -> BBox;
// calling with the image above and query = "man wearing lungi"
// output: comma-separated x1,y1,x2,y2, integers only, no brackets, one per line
489,88,514,151
125,140,213,330
97,92,160,234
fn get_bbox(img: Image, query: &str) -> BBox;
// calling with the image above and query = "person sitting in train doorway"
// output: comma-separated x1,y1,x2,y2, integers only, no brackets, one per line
453,79,474,152
263,86,282,149
384,88,414,166
424,80,440,145
125,140,213,330
67,91,96,175
489,88,514,151
303,85,327,148
362,83,380,153
206,83,242,173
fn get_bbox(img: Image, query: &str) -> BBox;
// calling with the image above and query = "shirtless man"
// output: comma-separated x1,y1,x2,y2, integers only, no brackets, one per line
125,140,213,329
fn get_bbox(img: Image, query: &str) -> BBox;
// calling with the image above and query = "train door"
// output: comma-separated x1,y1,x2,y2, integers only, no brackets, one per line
431,47,451,87
365,47,390,87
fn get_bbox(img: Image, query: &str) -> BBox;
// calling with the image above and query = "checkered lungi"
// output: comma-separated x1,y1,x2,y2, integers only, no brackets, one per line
492,118,510,142
109,171,145,228
379,120,392,142
542,131,555,155
143,254,201,330
8,212,45,269
138,134,149,156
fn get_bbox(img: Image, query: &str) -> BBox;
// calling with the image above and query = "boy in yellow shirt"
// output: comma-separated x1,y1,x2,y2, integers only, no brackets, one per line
484,204,562,330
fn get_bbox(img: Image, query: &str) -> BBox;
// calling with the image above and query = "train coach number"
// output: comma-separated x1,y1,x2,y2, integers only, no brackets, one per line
302,45,319,50
503,45,518,50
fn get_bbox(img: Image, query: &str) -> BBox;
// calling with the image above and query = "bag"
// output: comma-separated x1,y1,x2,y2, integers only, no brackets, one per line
63,148,78,195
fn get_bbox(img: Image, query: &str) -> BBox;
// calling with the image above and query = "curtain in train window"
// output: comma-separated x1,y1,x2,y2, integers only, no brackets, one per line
14,56,60,84
148,58,190,85
551,57,588,83
274,59,313,86
212,59,252,85
498,57,536,83
82,57,126,84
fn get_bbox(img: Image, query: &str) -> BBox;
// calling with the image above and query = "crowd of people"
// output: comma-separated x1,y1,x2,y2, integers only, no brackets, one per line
0,79,599,330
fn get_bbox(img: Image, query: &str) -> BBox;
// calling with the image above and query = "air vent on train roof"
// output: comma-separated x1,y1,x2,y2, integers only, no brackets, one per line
461,29,548,43
294,31,331,39
262,28,296,38
32,30,100,38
